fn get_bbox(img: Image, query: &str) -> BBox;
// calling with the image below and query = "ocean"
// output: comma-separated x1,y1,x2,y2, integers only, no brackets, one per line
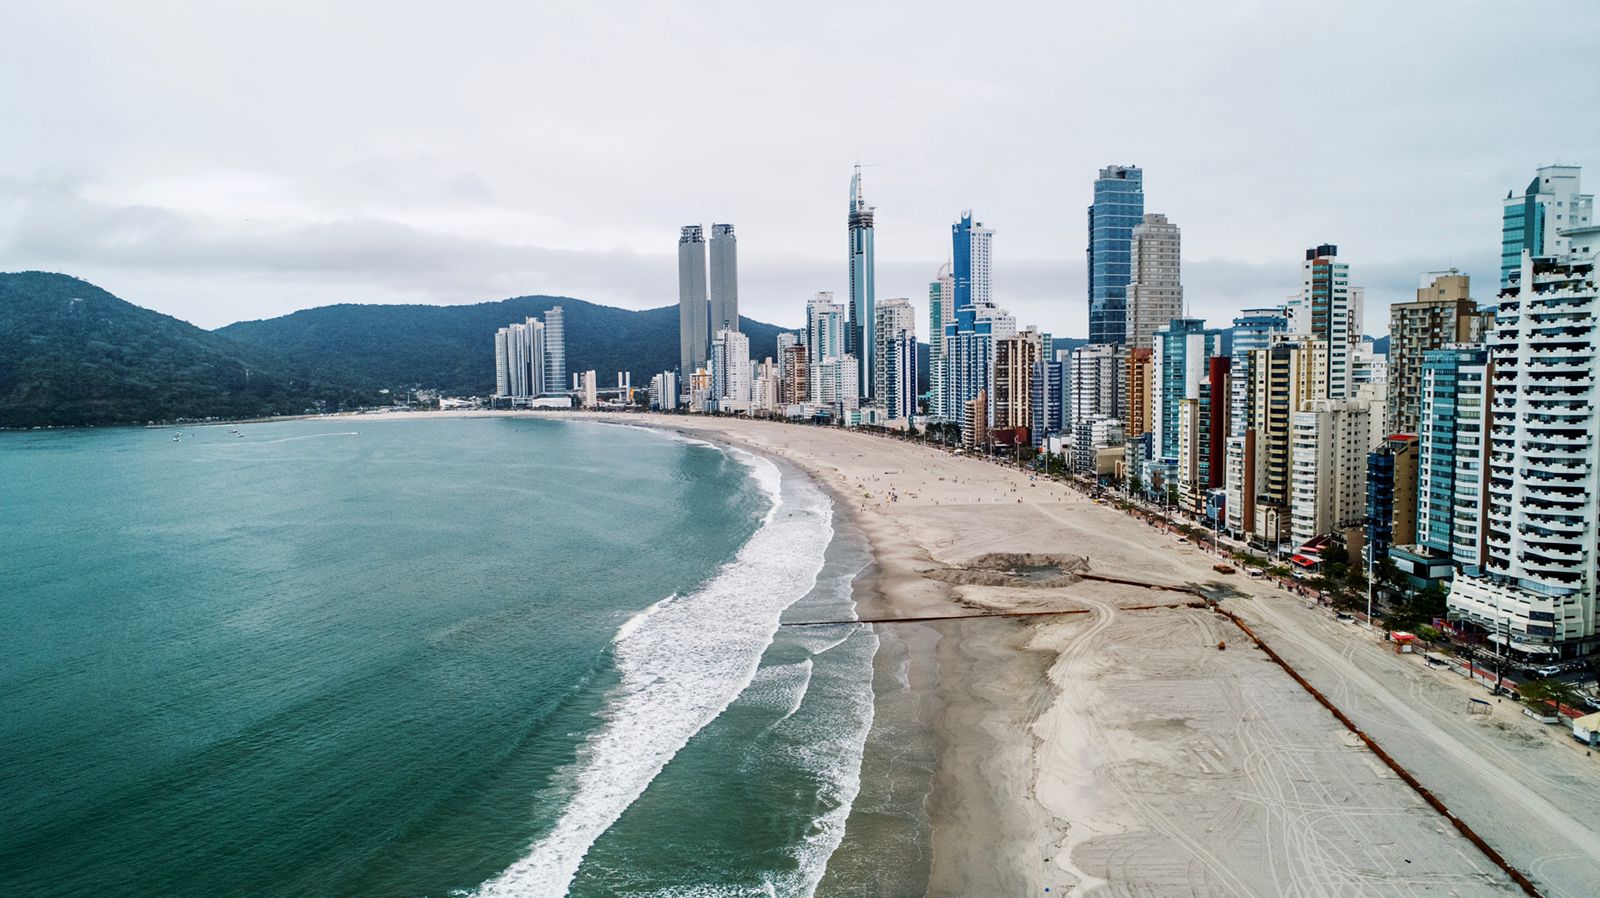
0,416,878,897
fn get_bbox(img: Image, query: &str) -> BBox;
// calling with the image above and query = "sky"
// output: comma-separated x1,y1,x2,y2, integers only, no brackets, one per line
2,1,1596,337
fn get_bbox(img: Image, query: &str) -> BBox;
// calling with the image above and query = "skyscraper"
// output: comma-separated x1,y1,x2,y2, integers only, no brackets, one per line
1501,164,1593,288
1290,398,1379,545
951,211,994,312
678,225,708,381
1289,244,1362,399
875,298,917,421
1030,358,1066,448
1126,212,1183,350
945,211,1004,435
928,264,954,420
494,316,547,402
1235,336,1329,544
805,292,851,411
1366,434,1420,563
848,165,876,400
1069,343,1120,425
1228,307,1291,440
993,332,1042,432
1450,231,1600,655
709,328,752,410
543,305,567,394
1151,318,1224,461
1386,270,1483,434
709,224,739,335
1087,165,1144,345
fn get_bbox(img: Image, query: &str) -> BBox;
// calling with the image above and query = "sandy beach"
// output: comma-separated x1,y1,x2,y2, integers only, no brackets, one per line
351,410,1600,896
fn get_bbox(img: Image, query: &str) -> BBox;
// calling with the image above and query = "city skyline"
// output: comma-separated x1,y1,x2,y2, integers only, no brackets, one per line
3,6,1595,335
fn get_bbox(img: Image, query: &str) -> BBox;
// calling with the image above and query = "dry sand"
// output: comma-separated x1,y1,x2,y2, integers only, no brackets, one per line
353,410,1600,896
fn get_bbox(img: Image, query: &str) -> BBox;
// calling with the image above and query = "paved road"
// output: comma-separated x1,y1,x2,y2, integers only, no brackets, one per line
1226,587,1600,898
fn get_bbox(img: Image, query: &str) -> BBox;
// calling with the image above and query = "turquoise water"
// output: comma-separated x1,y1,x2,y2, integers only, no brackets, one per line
0,416,875,897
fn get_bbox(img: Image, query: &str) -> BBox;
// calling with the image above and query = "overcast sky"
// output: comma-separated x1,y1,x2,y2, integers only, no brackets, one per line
2,2,1596,337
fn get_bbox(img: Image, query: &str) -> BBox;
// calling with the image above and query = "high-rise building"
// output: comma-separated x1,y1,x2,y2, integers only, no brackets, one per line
649,371,678,410
1289,244,1362,399
1151,318,1225,461
814,356,860,416
946,309,998,436
1087,164,1144,345
952,211,994,311
494,316,548,402
993,332,1042,433
1198,357,1230,494
678,225,708,381
1072,416,1124,475
963,390,988,448
876,298,917,421
780,343,808,407
1451,232,1600,655
1234,336,1330,545
1414,346,1490,562
1290,398,1379,545
945,211,1006,433
1386,270,1483,434
928,264,955,420
1069,343,1120,425
1366,434,1419,564
1501,164,1592,289
1445,353,1493,568
1124,347,1154,438
1030,359,1066,447
540,306,566,394
709,328,751,410
708,224,739,335
579,370,599,408
848,166,877,400
1126,213,1183,350
1229,307,1291,440
806,291,847,405
752,357,780,413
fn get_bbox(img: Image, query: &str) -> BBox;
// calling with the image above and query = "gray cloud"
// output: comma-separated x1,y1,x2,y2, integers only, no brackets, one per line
0,2,1589,334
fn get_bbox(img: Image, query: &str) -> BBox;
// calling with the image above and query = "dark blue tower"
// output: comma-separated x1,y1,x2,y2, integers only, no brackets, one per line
1087,165,1144,345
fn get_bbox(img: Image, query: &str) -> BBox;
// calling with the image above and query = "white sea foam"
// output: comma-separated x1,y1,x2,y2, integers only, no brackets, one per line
472,448,836,898
613,594,674,644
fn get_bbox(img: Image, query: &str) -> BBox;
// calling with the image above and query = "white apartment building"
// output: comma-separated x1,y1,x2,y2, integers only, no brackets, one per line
875,298,917,420
1069,343,1121,425
1451,233,1600,656
709,328,752,411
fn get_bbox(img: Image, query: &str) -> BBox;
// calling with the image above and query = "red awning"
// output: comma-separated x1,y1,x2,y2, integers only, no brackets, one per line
1289,554,1319,568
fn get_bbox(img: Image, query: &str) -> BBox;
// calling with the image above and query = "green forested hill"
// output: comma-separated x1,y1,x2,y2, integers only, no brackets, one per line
0,272,372,427
216,296,793,395
0,272,800,426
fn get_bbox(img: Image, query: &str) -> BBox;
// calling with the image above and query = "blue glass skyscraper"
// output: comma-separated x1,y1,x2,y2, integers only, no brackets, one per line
1087,165,1144,345
848,165,876,400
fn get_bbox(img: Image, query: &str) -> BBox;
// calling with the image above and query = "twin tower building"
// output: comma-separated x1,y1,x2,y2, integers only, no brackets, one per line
677,166,907,416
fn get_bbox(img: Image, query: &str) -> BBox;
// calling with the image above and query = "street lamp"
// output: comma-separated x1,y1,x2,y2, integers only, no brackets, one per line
1365,539,1375,630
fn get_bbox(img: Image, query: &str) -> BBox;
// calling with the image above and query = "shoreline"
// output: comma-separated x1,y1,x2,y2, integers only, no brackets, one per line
184,409,1600,894
583,412,1064,894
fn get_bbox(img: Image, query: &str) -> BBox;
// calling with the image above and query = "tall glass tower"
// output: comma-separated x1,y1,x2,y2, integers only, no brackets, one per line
847,165,876,400
1087,165,1144,345
951,211,993,312
677,225,708,380
708,224,739,334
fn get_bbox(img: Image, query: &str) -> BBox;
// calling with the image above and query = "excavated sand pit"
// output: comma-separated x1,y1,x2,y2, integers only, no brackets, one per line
926,552,1089,589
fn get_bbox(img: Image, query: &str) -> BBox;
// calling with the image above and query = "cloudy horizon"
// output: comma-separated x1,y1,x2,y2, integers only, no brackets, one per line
3,2,1595,335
